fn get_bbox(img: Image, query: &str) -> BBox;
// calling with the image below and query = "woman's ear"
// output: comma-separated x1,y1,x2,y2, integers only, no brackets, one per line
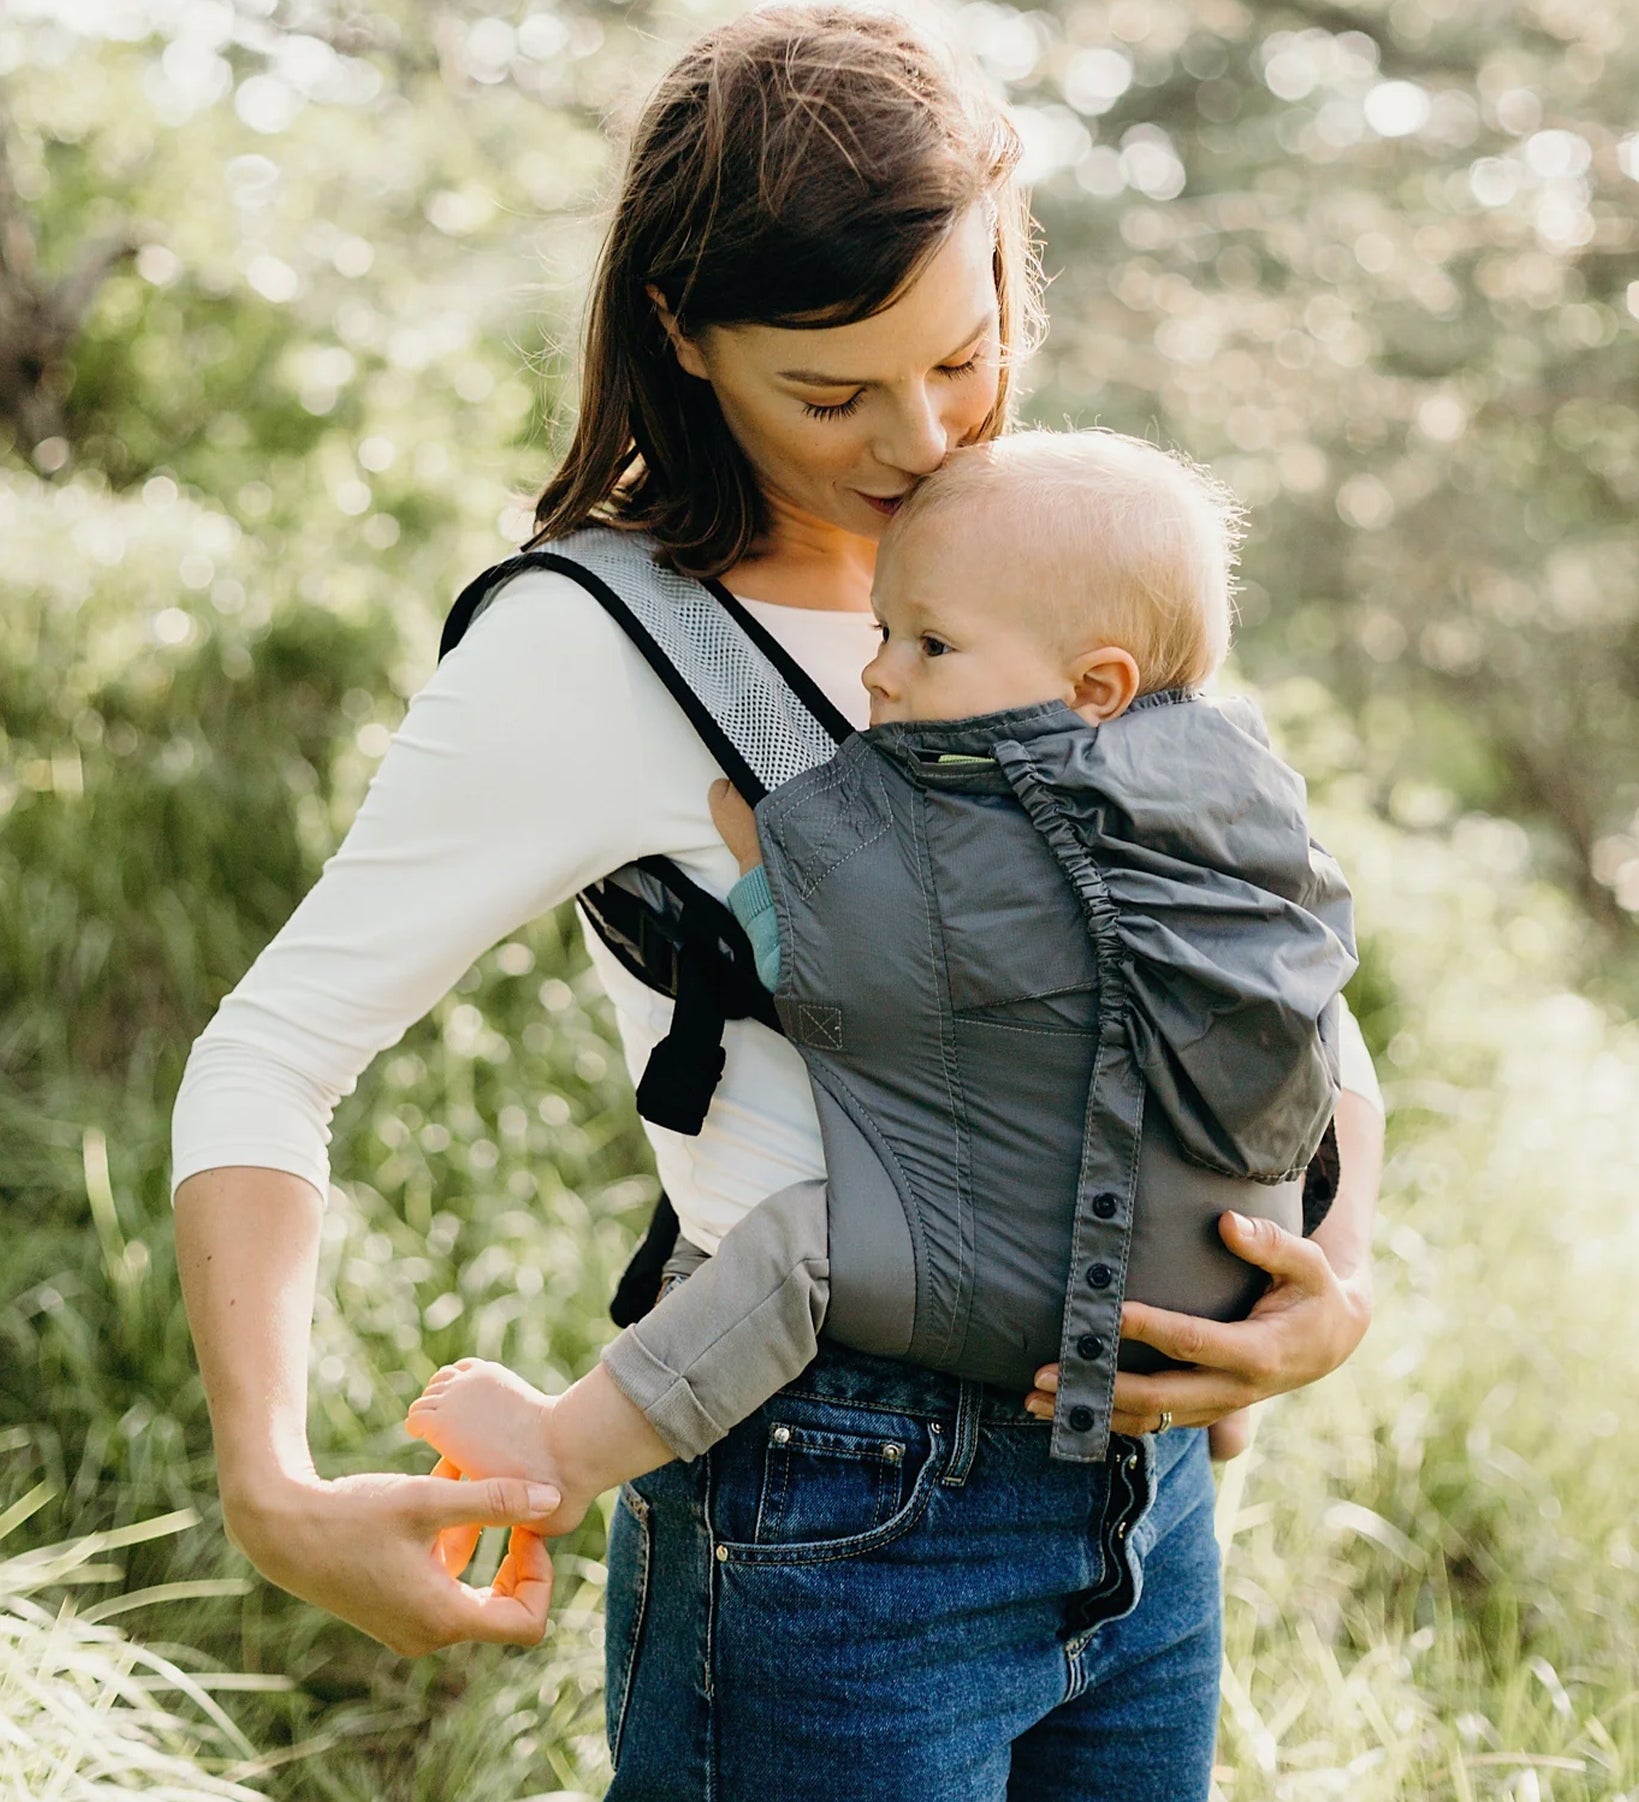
1069,646,1141,725
645,282,710,380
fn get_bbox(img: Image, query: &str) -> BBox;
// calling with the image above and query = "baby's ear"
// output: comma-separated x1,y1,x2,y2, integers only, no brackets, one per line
1070,647,1141,724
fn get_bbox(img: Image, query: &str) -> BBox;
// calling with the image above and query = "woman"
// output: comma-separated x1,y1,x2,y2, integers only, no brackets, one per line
172,8,1381,1796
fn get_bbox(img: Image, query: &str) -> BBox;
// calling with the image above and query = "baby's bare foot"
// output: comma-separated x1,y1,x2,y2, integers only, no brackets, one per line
407,1358,557,1488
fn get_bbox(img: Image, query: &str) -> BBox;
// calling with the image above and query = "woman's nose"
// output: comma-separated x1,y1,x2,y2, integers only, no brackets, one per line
875,387,950,478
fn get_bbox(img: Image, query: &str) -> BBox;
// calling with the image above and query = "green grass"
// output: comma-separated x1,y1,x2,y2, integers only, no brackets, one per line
3,466,1635,1799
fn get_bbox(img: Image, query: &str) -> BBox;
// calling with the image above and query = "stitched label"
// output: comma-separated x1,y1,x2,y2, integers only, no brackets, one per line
795,1003,844,1050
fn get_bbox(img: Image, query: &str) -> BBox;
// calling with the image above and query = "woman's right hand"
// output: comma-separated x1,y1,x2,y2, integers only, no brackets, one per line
227,1464,561,1657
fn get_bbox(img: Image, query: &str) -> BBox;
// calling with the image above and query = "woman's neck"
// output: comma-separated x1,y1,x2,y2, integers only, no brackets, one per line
723,494,878,613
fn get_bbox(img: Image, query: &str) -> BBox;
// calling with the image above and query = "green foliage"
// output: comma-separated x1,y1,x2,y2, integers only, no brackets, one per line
1,3,1636,1799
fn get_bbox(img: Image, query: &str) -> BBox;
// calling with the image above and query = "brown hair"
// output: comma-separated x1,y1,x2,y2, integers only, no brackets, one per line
530,3,1042,578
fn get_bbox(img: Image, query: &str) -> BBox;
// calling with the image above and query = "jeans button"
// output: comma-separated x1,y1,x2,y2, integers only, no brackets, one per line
1086,1263,1113,1289
1076,1333,1105,1360
1092,1191,1119,1219
1069,1405,1095,1432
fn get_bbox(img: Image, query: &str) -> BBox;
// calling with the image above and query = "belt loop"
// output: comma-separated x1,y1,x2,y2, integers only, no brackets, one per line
940,1379,981,1487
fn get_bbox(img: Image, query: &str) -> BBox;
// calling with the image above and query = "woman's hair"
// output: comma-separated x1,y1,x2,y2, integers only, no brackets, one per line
530,3,1043,578
889,430,1245,691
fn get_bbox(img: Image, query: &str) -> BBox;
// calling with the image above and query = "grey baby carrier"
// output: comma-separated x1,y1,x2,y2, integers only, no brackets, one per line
440,527,1347,1460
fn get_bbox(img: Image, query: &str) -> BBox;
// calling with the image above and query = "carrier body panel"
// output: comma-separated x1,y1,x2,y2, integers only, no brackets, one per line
757,698,1352,1458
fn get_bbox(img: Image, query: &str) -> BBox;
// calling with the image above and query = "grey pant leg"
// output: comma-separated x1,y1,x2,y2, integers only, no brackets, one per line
600,1180,830,1462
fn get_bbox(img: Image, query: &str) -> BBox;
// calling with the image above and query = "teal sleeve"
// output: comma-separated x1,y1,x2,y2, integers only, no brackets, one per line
728,865,781,991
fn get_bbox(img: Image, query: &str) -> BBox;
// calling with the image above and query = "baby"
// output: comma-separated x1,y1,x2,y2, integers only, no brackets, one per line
407,430,1351,1523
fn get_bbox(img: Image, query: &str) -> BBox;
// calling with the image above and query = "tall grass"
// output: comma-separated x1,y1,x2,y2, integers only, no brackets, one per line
1210,691,1639,1800
1,1489,271,1798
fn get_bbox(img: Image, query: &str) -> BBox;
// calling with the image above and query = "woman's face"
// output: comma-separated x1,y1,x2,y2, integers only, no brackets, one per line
662,203,1002,542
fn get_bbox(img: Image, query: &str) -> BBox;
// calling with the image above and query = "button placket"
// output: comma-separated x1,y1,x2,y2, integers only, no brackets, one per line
992,738,1148,1466
1048,1014,1146,1464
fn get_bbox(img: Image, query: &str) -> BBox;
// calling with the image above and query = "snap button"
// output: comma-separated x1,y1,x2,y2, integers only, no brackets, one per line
771,1425,791,1445
883,1442,903,1464
1123,1452,1138,1474
1086,1263,1113,1289
715,1544,729,1562
1069,1405,1095,1432
1115,1521,1128,1540
1076,1333,1104,1361
1092,1191,1119,1219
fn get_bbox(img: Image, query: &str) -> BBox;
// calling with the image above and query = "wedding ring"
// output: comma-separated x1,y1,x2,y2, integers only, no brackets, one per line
1154,1410,1174,1435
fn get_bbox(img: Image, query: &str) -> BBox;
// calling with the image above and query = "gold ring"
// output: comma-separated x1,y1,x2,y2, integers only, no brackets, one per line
1155,1410,1174,1435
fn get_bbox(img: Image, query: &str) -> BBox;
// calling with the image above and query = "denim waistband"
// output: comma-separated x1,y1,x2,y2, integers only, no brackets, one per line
785,1338,1203,1484
788,1336,1099,1434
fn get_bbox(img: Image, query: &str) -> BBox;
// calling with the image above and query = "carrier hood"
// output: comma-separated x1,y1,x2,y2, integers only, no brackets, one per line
874,693,1358,1183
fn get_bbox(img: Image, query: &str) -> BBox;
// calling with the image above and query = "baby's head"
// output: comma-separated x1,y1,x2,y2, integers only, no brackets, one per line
863,430,1242,727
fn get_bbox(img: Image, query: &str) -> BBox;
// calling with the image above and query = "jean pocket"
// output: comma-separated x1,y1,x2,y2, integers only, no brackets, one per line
604,1482,654,1771
711,1407,943,1567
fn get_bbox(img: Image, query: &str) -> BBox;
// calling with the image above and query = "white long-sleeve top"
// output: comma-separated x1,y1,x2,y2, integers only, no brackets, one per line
171,566,1381,1253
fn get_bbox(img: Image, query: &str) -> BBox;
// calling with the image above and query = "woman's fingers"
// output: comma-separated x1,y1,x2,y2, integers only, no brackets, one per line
442,1528,554,1647
1116,1301,1265,1373
1111,1365,1255,1430
411,1471,561,1533
1216,1209,1330,1287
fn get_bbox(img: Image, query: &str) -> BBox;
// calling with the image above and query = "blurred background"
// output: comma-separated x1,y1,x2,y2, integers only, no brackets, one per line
1,0,1635,1796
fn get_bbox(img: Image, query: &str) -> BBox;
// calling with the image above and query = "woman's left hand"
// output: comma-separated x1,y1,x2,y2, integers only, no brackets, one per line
1025,1208,1374,1436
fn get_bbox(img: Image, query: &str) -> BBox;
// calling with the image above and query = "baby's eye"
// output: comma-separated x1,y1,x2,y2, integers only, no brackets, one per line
876,622,889,643
920,634,952,658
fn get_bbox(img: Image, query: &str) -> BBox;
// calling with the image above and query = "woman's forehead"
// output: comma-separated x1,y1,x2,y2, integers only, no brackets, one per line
724,205,1000,383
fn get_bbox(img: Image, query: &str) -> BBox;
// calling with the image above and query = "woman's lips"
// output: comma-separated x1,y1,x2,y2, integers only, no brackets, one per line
858,491,906,517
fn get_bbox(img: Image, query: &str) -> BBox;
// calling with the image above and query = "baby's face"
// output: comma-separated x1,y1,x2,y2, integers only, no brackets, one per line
862,517,1075,727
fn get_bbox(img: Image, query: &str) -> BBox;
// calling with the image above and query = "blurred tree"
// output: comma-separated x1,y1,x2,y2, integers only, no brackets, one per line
1001,0,1639,962
0,98,134,452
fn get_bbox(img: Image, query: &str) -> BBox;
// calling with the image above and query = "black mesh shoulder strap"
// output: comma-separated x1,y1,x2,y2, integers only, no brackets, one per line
440,529,853,805
439,526,853,1133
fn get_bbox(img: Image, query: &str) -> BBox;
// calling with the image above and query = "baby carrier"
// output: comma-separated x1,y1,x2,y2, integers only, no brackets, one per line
440,527,1346,1460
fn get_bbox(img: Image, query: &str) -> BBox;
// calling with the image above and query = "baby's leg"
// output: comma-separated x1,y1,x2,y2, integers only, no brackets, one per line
602,1178,830,1462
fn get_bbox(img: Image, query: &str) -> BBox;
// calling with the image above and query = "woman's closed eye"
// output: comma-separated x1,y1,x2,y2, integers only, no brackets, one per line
802,392,865,421
800,354,983,423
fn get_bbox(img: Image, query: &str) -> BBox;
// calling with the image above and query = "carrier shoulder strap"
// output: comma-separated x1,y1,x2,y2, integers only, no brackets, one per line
440,527,853,805
438,525,853,1143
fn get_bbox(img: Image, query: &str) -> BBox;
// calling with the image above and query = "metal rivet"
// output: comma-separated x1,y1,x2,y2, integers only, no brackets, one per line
1124,1453,1138,1474
772,1425,791,1445
930,1423,943,1434
715,1544,729,1562
883,1442,903,1463
1115,1522,1128,1540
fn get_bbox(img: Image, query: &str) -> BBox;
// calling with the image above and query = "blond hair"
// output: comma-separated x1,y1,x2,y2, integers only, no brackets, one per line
888,430,1243,691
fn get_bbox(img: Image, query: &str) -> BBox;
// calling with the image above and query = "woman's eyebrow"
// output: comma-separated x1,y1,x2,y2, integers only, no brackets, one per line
776,312,996,386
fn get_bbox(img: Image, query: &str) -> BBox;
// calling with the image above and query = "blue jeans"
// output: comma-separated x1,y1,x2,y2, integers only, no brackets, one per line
604,1339,1222,1800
